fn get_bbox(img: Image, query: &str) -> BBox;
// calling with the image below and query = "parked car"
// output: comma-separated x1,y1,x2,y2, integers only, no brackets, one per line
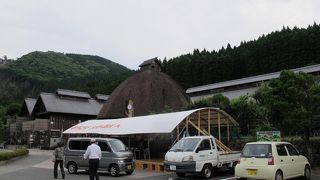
64,137,135,177
235,141,311,180
164,136,241,179
0,142,5,149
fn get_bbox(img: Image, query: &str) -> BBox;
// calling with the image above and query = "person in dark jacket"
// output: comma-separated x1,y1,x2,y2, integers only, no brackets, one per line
53,142,65,179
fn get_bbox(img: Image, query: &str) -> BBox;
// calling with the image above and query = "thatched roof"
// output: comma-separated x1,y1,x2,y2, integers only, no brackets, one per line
98,59,190,118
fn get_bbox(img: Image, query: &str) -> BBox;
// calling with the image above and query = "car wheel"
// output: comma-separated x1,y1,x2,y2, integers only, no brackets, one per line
228,162,236,174
109,164,120,177
67,162,78,174
275,170,283,180
176,172,185,177
125,169,134,175
200,164,212,179
304,165,311,180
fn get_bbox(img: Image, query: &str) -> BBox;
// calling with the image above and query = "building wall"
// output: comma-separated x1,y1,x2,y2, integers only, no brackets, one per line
190,86,259,102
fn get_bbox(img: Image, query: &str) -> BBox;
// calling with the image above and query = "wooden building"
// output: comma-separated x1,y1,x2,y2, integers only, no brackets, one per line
12,89,108,148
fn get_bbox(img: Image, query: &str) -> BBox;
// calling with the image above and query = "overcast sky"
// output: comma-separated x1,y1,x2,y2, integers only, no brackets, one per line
1,0,319,69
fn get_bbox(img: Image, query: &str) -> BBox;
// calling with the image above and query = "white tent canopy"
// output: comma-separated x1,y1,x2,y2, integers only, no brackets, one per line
63,109,201,135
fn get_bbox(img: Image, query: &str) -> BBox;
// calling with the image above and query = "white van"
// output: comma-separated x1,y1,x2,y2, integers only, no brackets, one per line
164,136,241,179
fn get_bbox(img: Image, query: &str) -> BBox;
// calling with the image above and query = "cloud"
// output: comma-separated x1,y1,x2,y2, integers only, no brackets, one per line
0,0,319,69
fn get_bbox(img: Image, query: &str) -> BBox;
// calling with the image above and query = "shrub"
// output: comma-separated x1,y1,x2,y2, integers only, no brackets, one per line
0,148,29,161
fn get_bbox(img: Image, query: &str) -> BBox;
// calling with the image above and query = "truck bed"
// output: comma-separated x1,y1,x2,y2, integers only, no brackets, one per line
218,151,241,164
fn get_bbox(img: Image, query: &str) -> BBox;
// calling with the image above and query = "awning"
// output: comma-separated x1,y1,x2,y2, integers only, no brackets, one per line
63,108,238,135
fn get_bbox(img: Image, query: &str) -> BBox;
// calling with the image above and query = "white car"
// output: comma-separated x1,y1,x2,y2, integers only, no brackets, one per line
235,142,311,180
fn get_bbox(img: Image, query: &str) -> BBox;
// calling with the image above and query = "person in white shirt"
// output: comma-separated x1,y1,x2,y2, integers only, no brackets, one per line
83,139,102,180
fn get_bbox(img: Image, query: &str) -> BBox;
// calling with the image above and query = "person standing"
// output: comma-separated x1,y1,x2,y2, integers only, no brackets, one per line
83,139,102,180
53,142,65,179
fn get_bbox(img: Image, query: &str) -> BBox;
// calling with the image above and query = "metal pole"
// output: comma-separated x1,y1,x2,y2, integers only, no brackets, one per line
208,109,211,136
198,111,201,136
227,119,230,143
218,112,221,141
128,136,131,148
148,136,150,160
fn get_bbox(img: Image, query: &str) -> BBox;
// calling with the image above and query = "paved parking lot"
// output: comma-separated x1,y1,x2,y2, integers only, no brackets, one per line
1,149,319,180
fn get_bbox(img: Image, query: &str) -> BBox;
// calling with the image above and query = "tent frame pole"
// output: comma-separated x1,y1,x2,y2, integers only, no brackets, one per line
208,109,211,136
198,111,201,136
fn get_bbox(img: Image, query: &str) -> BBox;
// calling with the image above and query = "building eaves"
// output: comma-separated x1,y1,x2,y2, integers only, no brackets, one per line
56,89,91,99
95,94,109,101
186,64,320,94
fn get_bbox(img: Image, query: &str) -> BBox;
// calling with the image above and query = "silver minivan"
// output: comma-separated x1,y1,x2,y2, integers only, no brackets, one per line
64,137,135,177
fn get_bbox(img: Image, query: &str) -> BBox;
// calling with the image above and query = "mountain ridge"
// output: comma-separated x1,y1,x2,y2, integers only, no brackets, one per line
0,51,133,105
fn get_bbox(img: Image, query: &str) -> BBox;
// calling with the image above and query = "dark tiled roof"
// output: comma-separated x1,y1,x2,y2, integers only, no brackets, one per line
25,98,37,115
56,89,91,99
40,93,102,115
95,94,109,101
139,57,159,67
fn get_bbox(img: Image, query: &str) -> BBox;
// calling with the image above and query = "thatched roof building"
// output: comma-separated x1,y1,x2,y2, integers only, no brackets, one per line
98,58,190,118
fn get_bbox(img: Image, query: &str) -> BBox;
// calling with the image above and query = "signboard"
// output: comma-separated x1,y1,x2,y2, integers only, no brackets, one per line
257,131,281,142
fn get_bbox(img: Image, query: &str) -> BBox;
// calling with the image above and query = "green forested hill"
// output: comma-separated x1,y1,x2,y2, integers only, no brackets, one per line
162,23,320,89
7,51,129,81
0,51,133,104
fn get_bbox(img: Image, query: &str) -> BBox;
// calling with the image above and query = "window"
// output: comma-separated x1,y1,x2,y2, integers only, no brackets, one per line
169,138,200,152
198,139,211,151
98,141,111,152
69,140,80,150
210,138,215,149
69,140,90,150
81,141,90,150
285,144,299,156
108,140,127,152
276,144,288,156
242,144,272,158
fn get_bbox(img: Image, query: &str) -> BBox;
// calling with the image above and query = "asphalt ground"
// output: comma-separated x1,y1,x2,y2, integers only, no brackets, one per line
0,149,319,180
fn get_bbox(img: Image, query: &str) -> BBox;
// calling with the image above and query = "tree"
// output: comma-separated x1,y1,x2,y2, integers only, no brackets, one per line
255,70,320,158
5,103,21,116
229,95,268,135
0,106,6,142
162,23,320,89
188,94,230,110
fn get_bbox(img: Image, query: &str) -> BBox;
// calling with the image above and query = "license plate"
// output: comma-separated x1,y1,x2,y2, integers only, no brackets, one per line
127,165,132,170
247,169,257,175
170,165,176,171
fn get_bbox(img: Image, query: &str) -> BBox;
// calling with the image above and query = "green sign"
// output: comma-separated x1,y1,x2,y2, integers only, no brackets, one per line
257,131,281,142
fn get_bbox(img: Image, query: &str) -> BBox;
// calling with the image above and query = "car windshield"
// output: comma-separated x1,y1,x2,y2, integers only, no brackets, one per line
242,144,272,158
108,140,127,152
169,138,200,152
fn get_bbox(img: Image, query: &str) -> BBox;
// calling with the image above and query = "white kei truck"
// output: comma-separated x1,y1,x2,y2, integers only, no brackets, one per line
164,136,241,179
